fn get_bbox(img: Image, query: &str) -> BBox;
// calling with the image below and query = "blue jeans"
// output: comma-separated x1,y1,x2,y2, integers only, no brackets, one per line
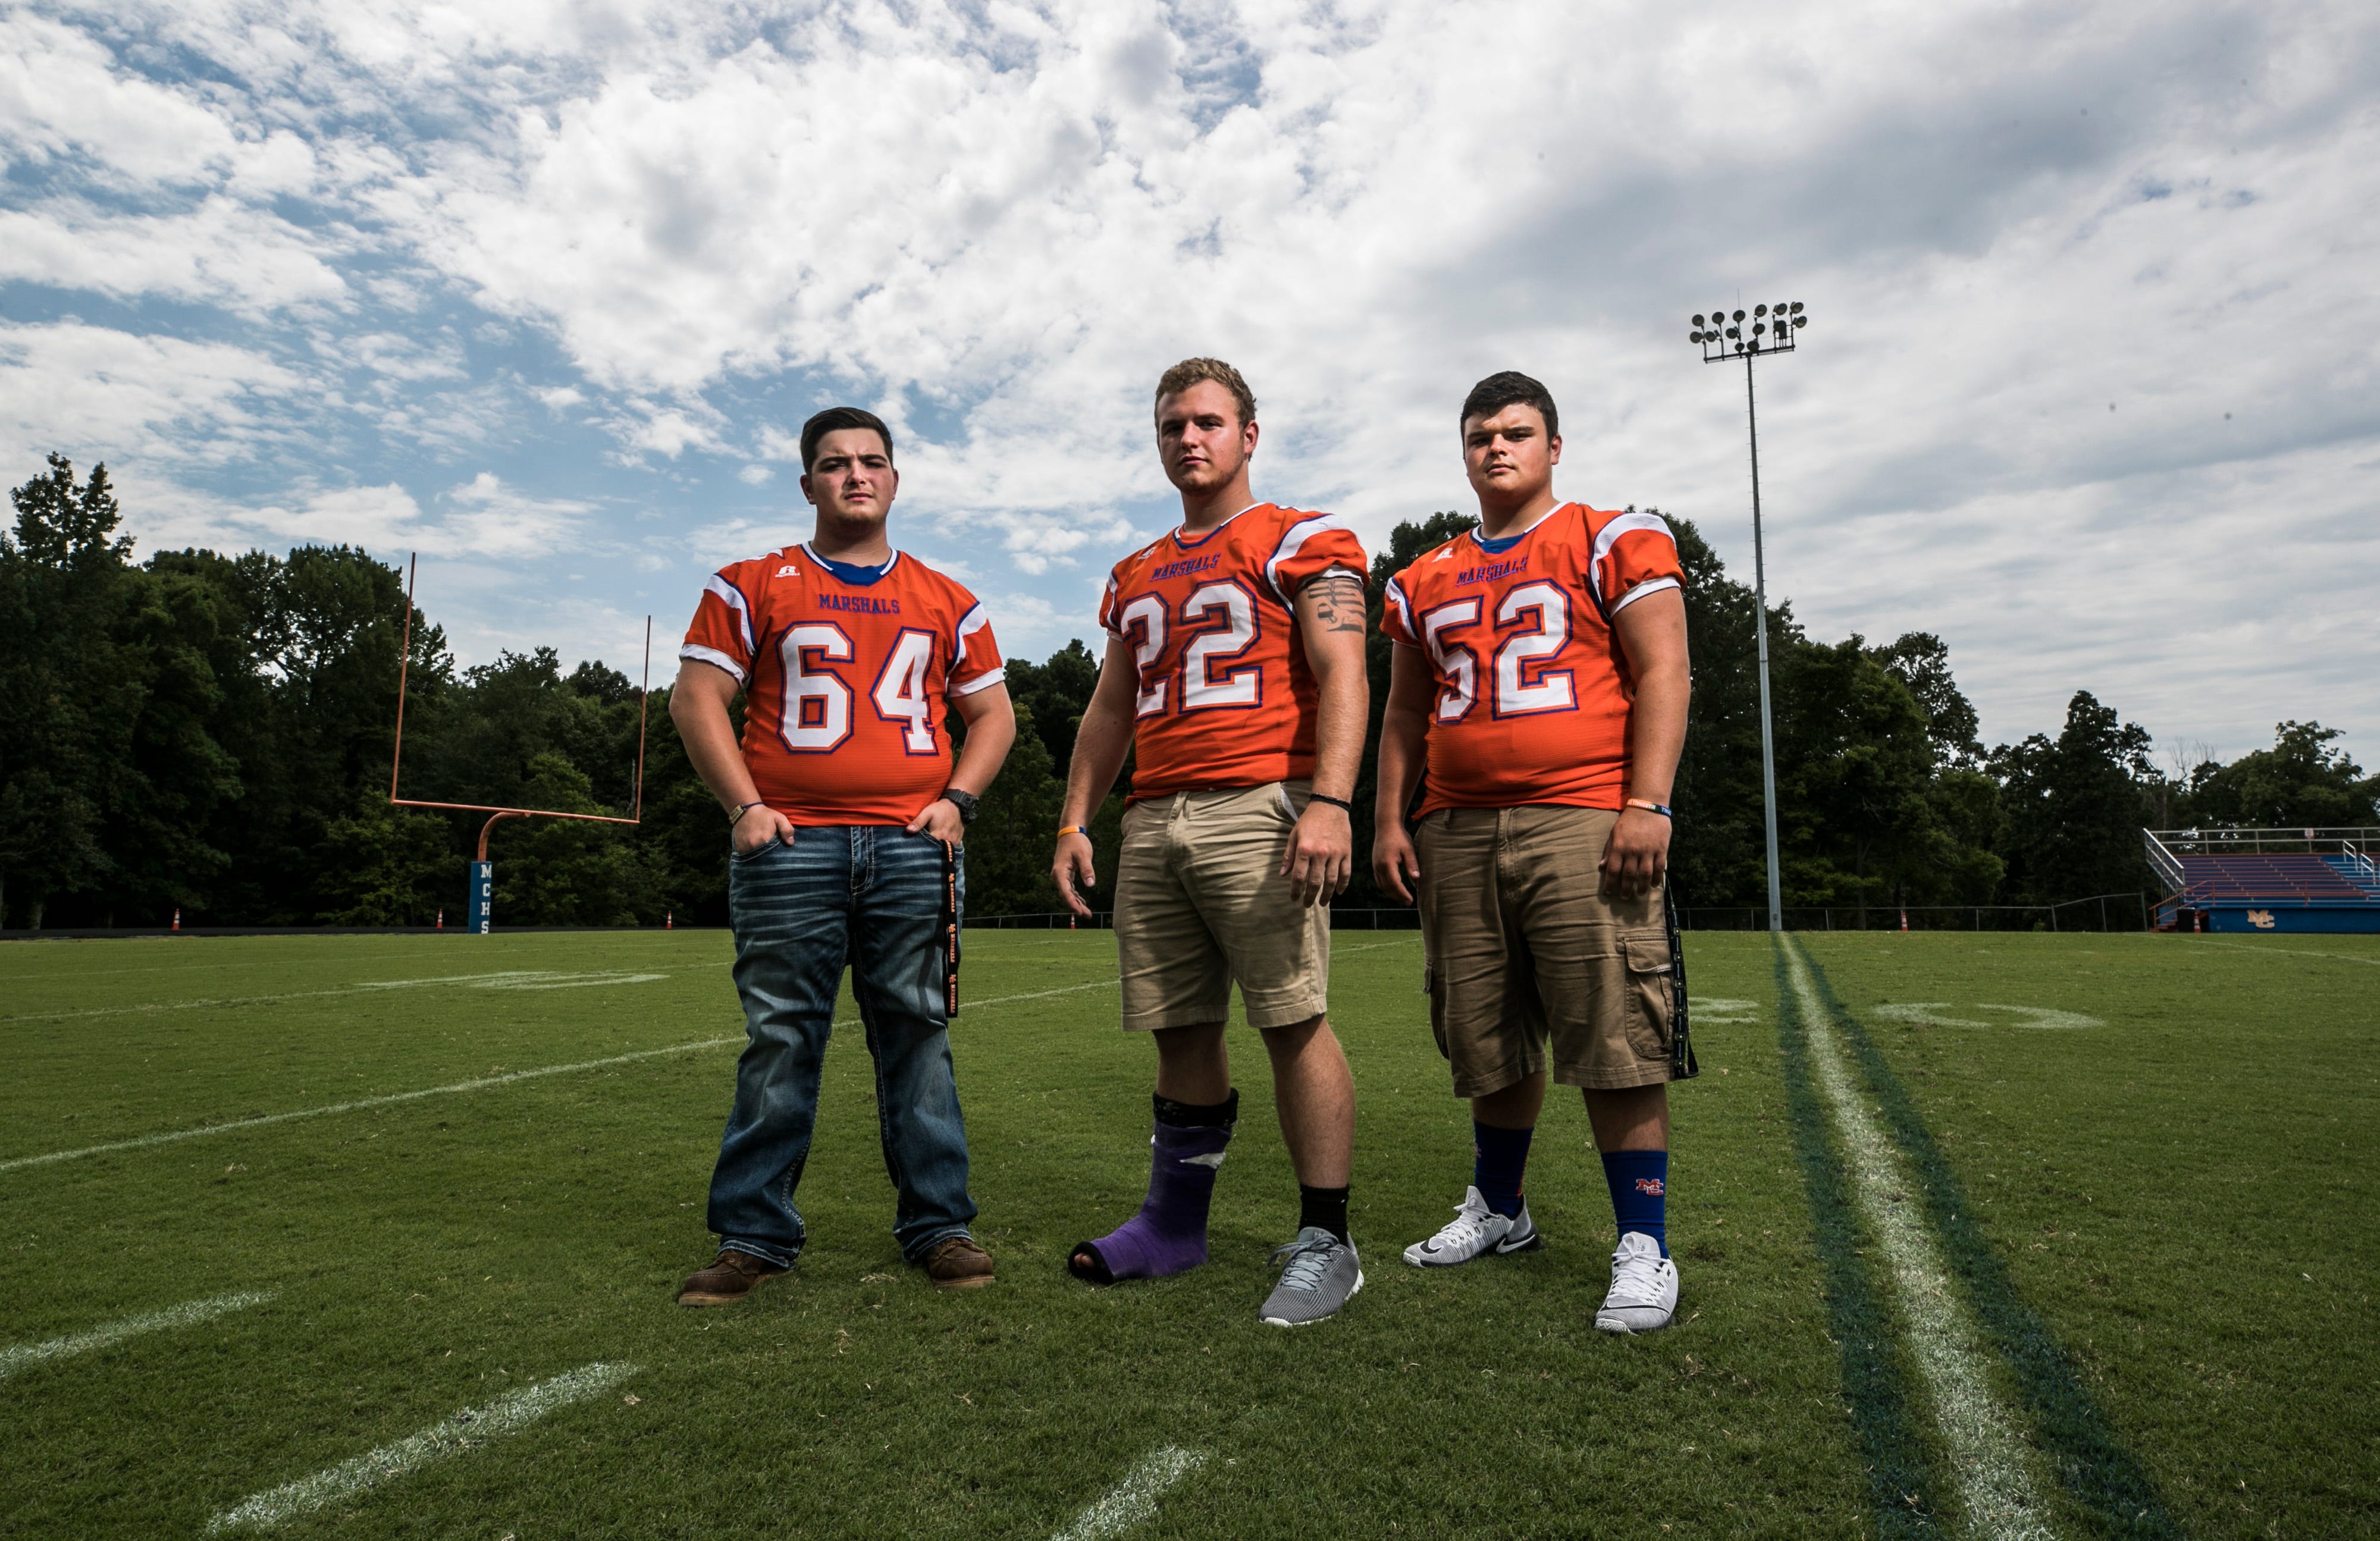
707,826,975,1266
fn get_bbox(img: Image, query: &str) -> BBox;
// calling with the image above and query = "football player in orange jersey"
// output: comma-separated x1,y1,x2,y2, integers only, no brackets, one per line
1372,371,1696,1333
669,407,1017,1304
1051,359,1371,1326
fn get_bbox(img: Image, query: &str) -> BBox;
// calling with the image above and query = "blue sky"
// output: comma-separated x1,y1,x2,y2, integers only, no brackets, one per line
2,1,2375,767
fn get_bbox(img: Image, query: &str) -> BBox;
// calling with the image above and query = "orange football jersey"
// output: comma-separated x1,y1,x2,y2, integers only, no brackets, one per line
1098,503,1368,800
1381,504,1683,815
680,545,1004,826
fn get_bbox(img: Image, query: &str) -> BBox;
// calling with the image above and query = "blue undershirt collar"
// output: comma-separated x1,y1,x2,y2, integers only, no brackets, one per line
805,545,898,586
1470,507,1562,557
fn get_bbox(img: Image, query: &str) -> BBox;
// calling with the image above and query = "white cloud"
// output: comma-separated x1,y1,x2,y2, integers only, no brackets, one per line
1,0,2374,757
0,196,343,312
0,319,301,467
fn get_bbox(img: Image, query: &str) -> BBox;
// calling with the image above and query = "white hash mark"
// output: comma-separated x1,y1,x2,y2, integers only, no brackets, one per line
206,1362,639,1533
1050,1446,1206,1541
0,1291,276,1380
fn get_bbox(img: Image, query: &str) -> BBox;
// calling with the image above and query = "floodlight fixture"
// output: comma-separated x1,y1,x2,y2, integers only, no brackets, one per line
1683,296,1811,933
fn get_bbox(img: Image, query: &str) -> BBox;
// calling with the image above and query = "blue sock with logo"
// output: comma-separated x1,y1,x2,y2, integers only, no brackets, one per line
1601,1149,1669,1256
1472,1122,1535,1219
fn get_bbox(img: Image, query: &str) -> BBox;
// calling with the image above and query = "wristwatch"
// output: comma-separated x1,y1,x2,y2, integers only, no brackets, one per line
941,788,980,825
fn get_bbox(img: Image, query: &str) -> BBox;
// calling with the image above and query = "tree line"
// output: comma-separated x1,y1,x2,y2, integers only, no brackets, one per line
2,454,2372,930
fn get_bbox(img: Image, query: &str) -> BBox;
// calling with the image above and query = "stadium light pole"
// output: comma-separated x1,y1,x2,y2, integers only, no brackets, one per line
1689,300,1807,933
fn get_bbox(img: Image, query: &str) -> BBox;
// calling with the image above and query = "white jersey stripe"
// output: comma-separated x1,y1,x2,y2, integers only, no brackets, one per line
948,666,1008,697
677,642,748,685
1263,511,1357,605
953,602,992,674
703,574,757,655
1607,575,1682,616
1384,576,1414,637
1584,511,1677,611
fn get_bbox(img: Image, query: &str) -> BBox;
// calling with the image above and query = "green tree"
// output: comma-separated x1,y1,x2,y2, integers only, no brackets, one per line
315,792,457,925
0,456,143,926
1666,513,1774,912
1993,691,2155,905
2183,721,2378,828
493,754,663,925
1352,510,1478,908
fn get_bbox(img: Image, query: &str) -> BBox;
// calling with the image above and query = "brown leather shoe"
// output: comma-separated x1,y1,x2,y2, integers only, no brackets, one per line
921,1235,995,1289
676,1248,788,1307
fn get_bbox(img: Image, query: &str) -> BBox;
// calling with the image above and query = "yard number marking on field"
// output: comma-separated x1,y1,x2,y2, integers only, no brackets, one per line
1870,1003,2102,1031
1050,1446,1206,1541
206,1361,638,1533
1785,939,2056,1541
0,973,1131,1175
0,1289,275,1380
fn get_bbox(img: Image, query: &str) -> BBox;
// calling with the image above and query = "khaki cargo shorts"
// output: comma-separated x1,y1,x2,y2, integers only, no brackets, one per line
1414,804,1679,1096
1115,781,1331,1032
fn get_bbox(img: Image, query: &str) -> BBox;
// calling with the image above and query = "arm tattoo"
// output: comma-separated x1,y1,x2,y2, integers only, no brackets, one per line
1303,570,1369,633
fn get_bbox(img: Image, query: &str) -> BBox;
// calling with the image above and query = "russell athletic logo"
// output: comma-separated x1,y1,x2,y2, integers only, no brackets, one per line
1634,1177,1665,1197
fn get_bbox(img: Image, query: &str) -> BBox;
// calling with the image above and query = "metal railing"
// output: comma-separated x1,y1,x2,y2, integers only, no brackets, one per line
2142,829,2188,895
2146,826,2380,856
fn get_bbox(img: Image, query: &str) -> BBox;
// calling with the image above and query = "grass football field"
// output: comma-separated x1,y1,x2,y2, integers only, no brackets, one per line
0,927,2373,1538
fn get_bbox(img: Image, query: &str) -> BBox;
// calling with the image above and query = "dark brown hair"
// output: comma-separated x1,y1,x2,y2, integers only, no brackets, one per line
1460,371,1558,440
800,406,893,470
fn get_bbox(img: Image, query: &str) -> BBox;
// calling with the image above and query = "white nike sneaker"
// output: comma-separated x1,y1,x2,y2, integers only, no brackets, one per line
1595,1231,1679,1334
1403,1185,1543,1268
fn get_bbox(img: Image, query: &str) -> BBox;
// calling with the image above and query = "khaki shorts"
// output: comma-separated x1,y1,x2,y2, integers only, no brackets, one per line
1415,804,1679,1096
1115,781,1331,1032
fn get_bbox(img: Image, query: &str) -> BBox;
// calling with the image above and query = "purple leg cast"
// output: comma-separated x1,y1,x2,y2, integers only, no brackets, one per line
1070,1120,1234,1283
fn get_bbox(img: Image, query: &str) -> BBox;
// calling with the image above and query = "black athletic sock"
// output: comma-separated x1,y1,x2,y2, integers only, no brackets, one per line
1298,1184,1350,1244
1153,1089,1239,1129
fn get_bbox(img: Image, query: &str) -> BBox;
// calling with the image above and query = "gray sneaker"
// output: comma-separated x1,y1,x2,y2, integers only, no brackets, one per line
1260,1226,1363,1327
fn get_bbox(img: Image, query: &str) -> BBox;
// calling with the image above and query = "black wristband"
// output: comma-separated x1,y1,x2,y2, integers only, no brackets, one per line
941,788,980,825
1306,792,1354,814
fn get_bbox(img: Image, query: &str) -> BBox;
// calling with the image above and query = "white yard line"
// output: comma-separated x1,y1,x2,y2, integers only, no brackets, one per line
0,971,667,1025
1783,939,2055,1541
1051,1447,1206,1541
2195,940,2380,966
1,975,1127,1175
0,1038,742,1174
206,1361,637,1533
0,1290,275,1380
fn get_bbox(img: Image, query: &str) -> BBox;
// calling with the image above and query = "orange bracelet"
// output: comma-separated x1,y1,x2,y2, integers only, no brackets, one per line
1625,798,1674,818
1056,825,1090,838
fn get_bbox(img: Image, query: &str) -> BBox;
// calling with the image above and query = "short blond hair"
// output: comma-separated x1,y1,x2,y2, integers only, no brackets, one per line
1153,357,1256,428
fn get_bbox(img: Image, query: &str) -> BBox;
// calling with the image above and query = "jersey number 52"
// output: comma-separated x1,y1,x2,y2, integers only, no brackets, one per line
1419,582,1576,721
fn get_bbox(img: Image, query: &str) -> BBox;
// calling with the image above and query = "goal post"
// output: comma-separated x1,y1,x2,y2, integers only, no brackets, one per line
388,553,653,933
